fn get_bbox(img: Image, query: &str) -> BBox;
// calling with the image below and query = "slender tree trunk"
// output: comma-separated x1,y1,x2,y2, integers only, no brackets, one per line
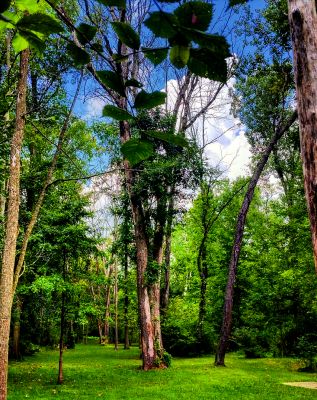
114,260,119,351
161,192,174,315
215,111,298,366
104,265,113,343
124,246,130,350
12,297,22,360
12,73,83,293
288,0,317,272
0,49,29,400
197,240,208,343
57,253,67,385
149,194,167,356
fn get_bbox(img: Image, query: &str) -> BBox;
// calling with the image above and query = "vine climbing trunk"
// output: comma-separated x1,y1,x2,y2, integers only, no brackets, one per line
0,48,29,400
288,0,317,273
215,111,298,366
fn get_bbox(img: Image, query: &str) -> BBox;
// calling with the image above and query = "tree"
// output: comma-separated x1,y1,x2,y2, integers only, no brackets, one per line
287,0,317,272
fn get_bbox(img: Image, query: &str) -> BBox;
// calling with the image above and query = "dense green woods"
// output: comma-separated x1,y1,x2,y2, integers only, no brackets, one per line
1,0,317,398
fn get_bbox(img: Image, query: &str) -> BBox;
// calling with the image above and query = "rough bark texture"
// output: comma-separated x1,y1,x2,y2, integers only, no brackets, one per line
12,297,22,360
215,111,298,366
288,0,317,272
0,49,29,400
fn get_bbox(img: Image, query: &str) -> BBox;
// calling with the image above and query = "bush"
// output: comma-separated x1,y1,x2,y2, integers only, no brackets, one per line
295,334,317,371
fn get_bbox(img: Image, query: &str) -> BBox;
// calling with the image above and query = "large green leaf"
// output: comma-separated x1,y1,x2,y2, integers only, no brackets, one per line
184,30,230,57
19,30,45,52
142,47,168,66
102,105,133,120
134,91,167,110
146,131,188,147
144,12,178,38
17,13,63,35
0,0,11,14
12,33,28,53
77,23,97,45
96,70,125,97
111,22,140,49
170,45,190,68
121,139,154,165
187,48,228,83
174,2,213,31
67,43,90,66
96,0,126,8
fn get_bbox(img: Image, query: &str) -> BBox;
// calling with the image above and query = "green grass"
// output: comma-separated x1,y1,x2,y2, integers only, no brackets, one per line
8,343,317,399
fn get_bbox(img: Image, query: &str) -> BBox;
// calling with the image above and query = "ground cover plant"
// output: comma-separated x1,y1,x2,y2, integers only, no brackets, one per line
7,343,317,400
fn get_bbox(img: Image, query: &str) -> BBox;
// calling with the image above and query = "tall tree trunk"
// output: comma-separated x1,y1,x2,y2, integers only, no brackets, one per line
0,48,29,400
161,192,174,315
124,246,130,350
149,194,167,356
114,260,119,351
197,239,208,343
12,297,22,360
215,111,298,366
288,0,317,272
12,73,83,293
57,253,67,385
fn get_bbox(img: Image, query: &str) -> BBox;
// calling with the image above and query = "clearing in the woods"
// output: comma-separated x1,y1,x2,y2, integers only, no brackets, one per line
7,342,317,399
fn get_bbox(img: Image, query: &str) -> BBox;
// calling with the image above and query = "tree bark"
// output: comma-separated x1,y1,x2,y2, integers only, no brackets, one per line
57,252,67,385
114,260,119,351
0,48,29,400
288,0,317,272
215,111,298,366
12,297,22,360
161,192,174,314
123,246,130,350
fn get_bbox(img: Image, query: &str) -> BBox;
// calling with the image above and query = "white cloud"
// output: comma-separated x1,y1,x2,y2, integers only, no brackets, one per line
83,97,105,120
165,75,251,180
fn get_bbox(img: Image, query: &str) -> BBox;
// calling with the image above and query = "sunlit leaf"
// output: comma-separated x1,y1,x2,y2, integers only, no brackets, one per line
12,34,29,53
19,30,45,52
134,91,167,109
96,70,125,97
111,21,140,49
16,0,41,13
144,12,178,38
170,45,190,68
174,1,213,31
142,47,168,66
121,139,154,165
102,105,133,120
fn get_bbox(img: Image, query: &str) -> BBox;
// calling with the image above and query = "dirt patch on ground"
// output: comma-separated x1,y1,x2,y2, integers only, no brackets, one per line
283,382,317,389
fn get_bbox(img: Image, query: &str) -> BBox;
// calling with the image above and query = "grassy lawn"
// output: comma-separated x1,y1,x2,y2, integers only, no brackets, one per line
8,343,317,399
